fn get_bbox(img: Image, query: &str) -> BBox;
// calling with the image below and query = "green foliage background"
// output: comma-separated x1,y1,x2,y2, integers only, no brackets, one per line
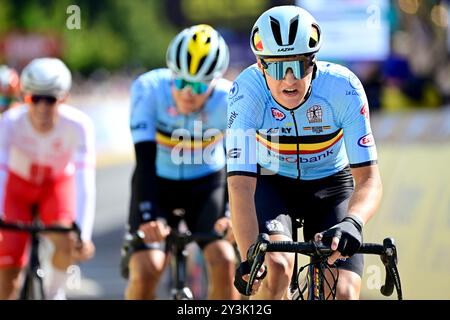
0,0,177,74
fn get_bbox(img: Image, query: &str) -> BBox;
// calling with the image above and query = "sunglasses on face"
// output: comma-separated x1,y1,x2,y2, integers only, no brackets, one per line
30,95,58,105
260,55,315,80
173,78,210,95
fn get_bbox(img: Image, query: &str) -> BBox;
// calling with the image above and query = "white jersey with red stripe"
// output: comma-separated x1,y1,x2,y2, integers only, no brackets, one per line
0,104,96,240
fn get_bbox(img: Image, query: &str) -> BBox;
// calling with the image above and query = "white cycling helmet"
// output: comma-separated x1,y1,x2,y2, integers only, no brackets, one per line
20,57,72,98
166,24,229,82
250,5,322,57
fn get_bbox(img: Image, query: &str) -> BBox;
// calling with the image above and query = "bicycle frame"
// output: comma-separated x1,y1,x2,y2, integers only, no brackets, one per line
20,218,45,300
307,264,324,300
0,205,80,300
167,231,195,300
123,228,223,300
168,229,224,300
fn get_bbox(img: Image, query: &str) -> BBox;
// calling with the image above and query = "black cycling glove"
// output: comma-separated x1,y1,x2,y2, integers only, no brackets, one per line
234,260,268,296
234,260,252,296
321,216,363,257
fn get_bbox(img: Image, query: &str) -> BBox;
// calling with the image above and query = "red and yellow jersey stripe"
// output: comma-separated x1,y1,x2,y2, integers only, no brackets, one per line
156,129,223,151
256,129,343,155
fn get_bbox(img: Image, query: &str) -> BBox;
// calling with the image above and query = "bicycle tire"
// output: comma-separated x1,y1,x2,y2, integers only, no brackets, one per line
20,270,45,300
172,287,194,300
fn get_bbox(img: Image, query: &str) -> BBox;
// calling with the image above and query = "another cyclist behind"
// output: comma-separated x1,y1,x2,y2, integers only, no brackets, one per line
124,24,239,300
227,5,382,300
0,58,96,300
0,65,21,114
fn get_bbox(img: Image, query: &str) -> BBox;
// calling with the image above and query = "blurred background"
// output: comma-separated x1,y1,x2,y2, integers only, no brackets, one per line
1,0,449,299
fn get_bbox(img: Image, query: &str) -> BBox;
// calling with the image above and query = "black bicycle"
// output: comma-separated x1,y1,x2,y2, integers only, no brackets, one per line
121,227,223,300
0,205,81,300
245,233,402,300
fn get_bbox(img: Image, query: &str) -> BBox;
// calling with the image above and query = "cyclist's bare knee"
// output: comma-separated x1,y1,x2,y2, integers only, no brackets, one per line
262,252,294,296
335,269,361,300
267,251,293,276
0,268,22,299
47,233,75,268
203,241,239,299
126,249,166,299
203,240,236,267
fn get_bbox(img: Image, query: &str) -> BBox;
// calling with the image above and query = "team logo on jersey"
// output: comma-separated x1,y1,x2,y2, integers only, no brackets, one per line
360,103,369,120
266,220,284,233
358,133,375,148
229,82,239,98
227,148,242,159
266,127,292,134
303,126,331,134
227,111,239,129
130,122,147,131
307,105,323,123
271,108,286,121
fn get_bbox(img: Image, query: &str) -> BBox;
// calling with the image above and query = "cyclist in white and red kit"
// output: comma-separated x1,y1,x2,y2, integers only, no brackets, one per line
0,57,96,300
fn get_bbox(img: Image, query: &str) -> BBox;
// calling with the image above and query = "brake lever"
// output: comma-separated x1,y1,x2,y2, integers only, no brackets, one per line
380,238,401,298
245,234,270,295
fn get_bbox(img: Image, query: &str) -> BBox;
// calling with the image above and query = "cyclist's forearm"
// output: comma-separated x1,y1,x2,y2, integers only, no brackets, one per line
348,165,383,225
129,141,157,223
75,166,96,241
227,175,259,261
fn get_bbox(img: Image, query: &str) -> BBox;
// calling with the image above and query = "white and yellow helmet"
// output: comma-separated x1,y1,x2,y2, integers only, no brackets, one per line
166,24,230,82
250,5,322,58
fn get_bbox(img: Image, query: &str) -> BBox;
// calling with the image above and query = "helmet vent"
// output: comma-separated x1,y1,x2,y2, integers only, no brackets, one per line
205,48,219,77
269,16,283,46
175,41,183,70
187,52,192,70
197,56,206,74
288,15,299,46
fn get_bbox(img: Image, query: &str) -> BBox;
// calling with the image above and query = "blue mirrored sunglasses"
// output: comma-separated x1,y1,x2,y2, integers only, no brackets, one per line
260,56,314,80
173,78,209,95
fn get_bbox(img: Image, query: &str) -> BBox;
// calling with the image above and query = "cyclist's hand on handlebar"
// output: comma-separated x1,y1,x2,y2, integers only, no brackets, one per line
73,240,95,262
234,260,265,296
316,216,363,265
214,217,235,243
314,233,344,264
139,220,170,242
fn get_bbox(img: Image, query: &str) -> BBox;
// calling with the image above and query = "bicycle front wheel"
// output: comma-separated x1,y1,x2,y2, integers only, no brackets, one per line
20,270,45,300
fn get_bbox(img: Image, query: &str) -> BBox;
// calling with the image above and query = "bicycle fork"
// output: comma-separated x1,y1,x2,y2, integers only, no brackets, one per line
171,246,193,300
20,231,45,300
